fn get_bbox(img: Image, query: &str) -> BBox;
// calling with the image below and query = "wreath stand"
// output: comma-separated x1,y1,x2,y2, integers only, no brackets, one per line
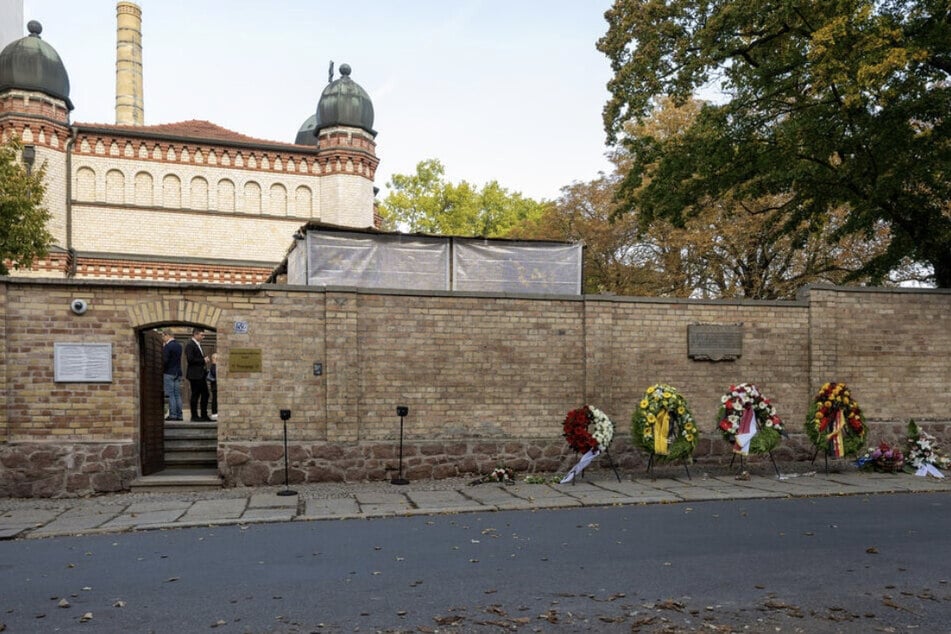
646,452,691,480
566,448,622,484
730,450,781,477
810,446,837,474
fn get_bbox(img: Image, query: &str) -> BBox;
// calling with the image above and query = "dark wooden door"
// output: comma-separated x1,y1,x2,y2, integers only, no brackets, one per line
140,329,165,475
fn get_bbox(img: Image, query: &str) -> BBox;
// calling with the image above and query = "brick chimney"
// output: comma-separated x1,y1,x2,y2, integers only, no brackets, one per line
115,1,143,125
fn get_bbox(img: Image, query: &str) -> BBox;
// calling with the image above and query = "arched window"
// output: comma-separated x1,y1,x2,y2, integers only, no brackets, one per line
190,177,209,210
105,169,124,204
134,171,153,206
295,186,313,217
162,174,181,208
244,181,261,214
269,184,287,215
75,167,96,201
217,179,235,212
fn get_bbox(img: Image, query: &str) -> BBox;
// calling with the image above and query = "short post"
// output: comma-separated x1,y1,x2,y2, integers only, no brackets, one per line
277,409,297,496
391,406,409,485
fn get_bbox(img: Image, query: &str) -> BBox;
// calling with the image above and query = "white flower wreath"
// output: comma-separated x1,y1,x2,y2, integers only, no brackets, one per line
588,406,615,450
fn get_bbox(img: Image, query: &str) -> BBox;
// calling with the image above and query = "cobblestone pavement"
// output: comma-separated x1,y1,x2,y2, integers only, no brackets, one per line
2,464,949,540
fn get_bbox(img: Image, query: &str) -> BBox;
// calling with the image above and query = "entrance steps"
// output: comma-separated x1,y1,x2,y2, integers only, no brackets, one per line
164,421,217,467
130,467,222,491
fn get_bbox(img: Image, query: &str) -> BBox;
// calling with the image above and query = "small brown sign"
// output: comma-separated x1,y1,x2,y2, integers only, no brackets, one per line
228,348,262,372
687,324,743,361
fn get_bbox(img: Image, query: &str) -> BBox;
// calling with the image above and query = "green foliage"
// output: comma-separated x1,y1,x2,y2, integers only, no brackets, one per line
378,159,549,237
0,138,53,275
598,0,951,286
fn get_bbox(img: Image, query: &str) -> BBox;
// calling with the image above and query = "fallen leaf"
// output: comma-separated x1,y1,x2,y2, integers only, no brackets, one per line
79,612,93,623
866,547,879,554
57,599,70,608
166,577,179,582
210,619,227,628
113,601,126,608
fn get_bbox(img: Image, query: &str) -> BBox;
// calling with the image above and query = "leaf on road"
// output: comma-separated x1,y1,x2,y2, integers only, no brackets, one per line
166,577,180,582
210,619,227,628
866,547,879,554
57,599,70,608
113,601,126,608
79,612,93,623
433,615,463,626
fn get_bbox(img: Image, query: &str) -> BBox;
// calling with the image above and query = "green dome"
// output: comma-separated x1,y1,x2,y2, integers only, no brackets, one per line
0,21,73,109
314,64,374,135
294,113,318,145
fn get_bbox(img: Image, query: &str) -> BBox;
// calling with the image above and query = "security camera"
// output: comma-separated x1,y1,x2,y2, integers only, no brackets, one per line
70,299,88,315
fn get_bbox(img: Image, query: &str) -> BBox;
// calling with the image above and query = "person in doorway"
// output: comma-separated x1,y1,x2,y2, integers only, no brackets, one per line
208,352,218,421
161,330,183,421
184,327,211,422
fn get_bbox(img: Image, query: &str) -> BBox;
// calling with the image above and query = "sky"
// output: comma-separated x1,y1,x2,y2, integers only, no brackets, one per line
17,0,617,202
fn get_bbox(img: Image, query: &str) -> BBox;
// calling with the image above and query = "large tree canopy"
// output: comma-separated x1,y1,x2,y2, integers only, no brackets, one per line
0,138,53,275
598,0,951,286
378,159,549,237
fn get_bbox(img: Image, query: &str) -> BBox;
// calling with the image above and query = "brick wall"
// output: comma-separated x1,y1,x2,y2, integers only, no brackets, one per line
1,278,948,496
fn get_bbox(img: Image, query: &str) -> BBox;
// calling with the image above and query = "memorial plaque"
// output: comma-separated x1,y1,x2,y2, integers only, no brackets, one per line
228,348,262,372
54,343,113,382
687,324,743,361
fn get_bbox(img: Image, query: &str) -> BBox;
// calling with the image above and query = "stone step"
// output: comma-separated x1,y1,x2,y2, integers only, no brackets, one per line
165,450,217,465
165,439,217,452
165,428,217,440
130,469,222,491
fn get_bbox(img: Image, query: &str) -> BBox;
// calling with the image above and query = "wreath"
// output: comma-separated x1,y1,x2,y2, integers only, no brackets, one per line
632,384,699,462
716,383,785,454
563,405,615,454
805,382,867,458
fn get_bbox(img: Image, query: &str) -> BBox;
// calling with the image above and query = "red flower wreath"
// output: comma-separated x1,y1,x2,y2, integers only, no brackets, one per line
563,407,597,453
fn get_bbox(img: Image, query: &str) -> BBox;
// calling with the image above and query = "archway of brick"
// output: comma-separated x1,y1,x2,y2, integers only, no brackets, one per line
129,300,221,477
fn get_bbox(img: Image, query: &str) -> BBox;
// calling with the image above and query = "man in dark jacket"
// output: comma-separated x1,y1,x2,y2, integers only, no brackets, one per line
184,328,211,422
161,330,183,421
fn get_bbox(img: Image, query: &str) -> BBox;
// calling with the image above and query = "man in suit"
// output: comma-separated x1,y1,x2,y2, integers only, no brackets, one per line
185,327,211,422
161,330,184,421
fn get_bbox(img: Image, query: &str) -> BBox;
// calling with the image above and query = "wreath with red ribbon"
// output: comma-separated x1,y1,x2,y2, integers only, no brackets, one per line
805,382,867,458
715,383,785,454
563,405,614,454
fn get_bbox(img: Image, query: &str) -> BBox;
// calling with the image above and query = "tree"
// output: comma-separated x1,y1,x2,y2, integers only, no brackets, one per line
0,137,52,275
378,159,549,237
598,0,951,286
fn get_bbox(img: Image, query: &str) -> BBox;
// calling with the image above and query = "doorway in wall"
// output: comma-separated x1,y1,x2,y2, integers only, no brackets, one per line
138,327,218,477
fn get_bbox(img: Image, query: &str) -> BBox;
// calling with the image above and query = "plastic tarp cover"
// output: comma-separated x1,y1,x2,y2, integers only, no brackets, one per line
452,239,581,294
299,231,450,290
286,237,307,285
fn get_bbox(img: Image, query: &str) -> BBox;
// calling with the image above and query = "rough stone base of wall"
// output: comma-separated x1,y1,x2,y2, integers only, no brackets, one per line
0,442,137,498
218,435,817,487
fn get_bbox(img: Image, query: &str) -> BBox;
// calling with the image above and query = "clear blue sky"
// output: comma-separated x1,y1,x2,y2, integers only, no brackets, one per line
19,0,616,201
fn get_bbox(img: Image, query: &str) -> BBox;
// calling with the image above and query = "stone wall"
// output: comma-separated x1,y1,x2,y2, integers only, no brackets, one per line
1,277,949,497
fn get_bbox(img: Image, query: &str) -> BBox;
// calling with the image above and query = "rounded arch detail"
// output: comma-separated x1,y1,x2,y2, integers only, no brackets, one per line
126,299,222,331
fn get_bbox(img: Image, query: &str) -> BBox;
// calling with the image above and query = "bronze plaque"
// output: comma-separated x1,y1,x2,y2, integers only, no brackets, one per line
228,348,262,372
687,324,743,361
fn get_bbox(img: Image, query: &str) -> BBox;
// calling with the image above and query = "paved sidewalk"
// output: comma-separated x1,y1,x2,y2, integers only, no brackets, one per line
2,468,949,540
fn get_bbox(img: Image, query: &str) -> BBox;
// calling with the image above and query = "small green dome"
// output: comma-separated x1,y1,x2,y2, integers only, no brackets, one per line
294,113,318,145
314,64,374,135
0,21,73,109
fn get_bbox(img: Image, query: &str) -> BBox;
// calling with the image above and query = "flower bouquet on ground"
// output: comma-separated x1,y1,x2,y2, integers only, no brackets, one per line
905,420,950,478
632,384,699,462
805,382,867,458
561,405,616,483
715,383,785,455
469,466,515,485
856,441,905,473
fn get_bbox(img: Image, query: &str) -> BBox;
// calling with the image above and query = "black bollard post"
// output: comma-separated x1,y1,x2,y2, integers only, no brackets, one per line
277,409,297,496
391,406,409,485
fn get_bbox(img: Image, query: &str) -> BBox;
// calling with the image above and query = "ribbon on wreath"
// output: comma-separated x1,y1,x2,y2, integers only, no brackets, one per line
653,409,670,455
733,406,757,455
915,463,945,478
560,448,600,484
825,408,847,458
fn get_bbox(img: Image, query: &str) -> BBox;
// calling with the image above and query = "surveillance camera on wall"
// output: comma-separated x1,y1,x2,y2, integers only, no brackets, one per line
70,299,88,315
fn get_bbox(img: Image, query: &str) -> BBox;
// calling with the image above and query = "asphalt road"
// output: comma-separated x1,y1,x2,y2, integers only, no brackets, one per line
1,492,949,633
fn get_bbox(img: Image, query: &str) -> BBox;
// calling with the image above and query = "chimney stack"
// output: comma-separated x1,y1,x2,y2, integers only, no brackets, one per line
115,1,143,125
